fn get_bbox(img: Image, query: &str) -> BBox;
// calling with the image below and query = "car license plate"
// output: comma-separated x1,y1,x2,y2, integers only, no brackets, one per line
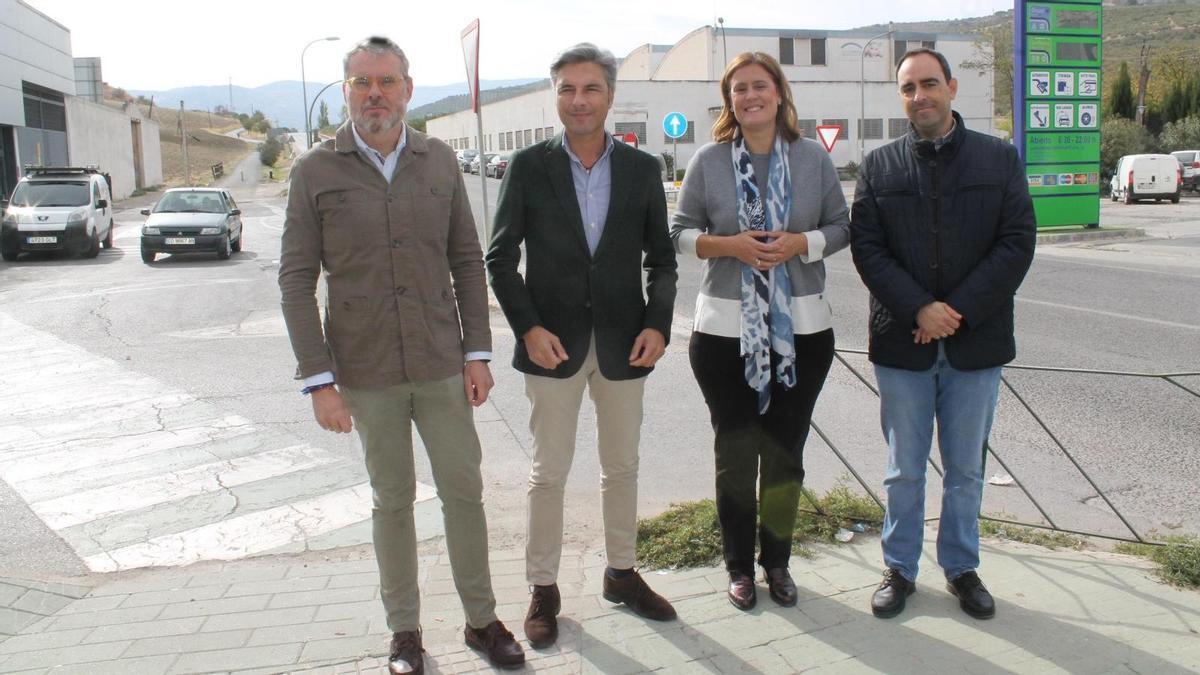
165,237,195,245
27,236,57,244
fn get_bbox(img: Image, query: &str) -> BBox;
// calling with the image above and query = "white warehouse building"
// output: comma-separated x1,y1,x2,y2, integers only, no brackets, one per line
427,25,995,171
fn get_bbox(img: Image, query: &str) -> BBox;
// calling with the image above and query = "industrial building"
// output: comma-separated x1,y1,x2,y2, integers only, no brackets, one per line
1,0,162,200
427,25,995,171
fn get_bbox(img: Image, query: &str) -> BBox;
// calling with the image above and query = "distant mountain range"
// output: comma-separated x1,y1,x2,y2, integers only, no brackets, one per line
128,78,541,131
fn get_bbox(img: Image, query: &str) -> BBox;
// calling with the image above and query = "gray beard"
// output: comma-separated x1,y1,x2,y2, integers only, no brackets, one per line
353,111,402,135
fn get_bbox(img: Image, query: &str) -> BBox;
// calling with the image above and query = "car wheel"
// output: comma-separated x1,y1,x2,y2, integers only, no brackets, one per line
216,234,231,260
1172,192,1181,204
1,242,17,262
102,220,114,249
231,231,242,253
1110,191,1119,202
1124,189,1134,205
83,228,101,258
141,247,155,263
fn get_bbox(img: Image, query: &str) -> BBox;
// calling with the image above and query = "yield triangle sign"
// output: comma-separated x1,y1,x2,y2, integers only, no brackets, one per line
816,125,841,153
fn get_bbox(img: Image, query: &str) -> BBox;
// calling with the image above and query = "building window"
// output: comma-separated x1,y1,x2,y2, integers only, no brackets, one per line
779,37,794,65
922,40,936,49
535,127,544,142
664,121,695,144
822,119,848,140
858,118,883,140
797,119,817,139
810,38,826,66
614,121,647,145
895,40,936,65
544,126,554,139
22,82,67,132
888,118,909,139
524,129,533,146
507,131,514,149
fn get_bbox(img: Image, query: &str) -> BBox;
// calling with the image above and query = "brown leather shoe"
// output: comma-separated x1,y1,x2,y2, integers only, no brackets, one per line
602,569,677,621
728,571,757,611
464,620,525,669
764,567,797,607
388,630,423,675
524,583,561,648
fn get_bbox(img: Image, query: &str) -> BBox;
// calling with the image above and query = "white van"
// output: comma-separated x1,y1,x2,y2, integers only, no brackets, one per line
1,166,115,261
1109,154,1181,204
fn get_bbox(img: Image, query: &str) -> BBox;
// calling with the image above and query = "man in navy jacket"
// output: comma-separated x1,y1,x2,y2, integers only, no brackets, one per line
851,48,1035,621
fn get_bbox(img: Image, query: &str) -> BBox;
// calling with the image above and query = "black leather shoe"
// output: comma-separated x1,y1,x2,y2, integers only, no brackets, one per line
602,569,677,621
388,630,424,675
464,620,526,669
870,568,915,619
947,571,995,619
524,583,560,648
764,568,797,607
727,571,757,611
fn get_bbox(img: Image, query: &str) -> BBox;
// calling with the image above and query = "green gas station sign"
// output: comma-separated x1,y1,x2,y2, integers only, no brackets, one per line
1016,1,1103,228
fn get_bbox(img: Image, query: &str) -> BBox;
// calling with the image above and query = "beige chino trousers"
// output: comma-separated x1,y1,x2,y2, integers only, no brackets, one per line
524,336,647,585
342,374,497,632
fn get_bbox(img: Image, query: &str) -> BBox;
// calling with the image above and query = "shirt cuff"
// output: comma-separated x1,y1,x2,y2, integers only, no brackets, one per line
676,228,701,256
797,230,827,263
465,351,492,362
303,371,335,387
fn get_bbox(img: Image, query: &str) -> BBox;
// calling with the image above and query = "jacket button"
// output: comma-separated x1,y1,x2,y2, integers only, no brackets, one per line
392,238,402,248
342,301,351,308
396,287,406,295
584,301,592,308
930,262,939,269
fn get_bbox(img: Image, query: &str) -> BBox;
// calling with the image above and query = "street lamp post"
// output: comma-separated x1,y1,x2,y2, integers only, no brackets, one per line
307,80,343,146
717,17,727,68
859,26,893,166
301,36,339,151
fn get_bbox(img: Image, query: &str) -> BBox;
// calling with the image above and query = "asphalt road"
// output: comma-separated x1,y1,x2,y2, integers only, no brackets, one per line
0,164,1196,577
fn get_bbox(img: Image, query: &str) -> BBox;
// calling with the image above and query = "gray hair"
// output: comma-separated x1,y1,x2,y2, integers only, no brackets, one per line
550,43,617,92
343,36,410,78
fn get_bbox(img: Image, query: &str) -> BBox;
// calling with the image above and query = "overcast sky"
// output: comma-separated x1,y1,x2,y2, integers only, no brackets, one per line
25,0,1015,91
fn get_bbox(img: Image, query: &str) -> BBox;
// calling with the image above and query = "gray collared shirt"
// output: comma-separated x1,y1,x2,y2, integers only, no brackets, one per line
351,123,407,181
562,133,615,255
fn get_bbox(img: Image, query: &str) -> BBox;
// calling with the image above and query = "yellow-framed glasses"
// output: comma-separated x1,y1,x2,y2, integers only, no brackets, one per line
344,75,405,93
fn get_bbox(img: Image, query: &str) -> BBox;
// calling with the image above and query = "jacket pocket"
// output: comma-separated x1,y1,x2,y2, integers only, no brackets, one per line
325,294,378,370
414,185,453,243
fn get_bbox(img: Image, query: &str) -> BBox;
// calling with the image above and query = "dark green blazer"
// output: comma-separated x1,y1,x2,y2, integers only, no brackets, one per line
486,135,678,380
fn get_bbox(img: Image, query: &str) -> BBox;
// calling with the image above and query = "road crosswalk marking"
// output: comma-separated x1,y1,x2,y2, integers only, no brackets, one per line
0,312,439,572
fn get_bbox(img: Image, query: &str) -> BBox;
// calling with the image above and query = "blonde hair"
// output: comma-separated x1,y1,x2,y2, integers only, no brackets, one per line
712,52,801,144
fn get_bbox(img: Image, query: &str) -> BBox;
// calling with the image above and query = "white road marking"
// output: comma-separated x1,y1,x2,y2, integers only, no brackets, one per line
0,312,438,572
1016,296,1200,332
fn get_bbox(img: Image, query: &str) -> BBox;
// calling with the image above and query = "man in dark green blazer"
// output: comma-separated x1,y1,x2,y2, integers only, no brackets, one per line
486,43,678,649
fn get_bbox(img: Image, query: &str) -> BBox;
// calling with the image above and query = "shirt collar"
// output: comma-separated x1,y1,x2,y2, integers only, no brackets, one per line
562,132,614,170
350,122,407,161
933,118,957,151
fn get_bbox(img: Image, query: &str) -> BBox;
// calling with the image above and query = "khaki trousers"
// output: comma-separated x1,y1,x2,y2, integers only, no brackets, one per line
342,374,497,632
524,337,647,585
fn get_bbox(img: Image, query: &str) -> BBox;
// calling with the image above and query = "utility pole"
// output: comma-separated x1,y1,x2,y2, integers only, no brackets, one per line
179,100,191,185
228,77,234,112
1135,42,1152,126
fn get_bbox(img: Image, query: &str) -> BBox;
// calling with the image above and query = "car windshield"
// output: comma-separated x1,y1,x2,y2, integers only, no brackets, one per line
8,181,89,207
154,192,226,214
1173,151,1196,163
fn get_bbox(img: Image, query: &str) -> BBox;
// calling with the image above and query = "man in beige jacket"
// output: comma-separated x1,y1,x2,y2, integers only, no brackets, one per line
278,36,522,674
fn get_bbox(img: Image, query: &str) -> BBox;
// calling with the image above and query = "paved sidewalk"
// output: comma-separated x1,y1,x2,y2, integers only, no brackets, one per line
1,530,1197,674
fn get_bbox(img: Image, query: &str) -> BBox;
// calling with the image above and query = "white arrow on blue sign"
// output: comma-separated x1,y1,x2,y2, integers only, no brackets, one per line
663,112,688,139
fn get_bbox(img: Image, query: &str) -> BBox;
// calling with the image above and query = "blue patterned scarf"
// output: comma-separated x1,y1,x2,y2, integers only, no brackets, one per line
733,134,796,414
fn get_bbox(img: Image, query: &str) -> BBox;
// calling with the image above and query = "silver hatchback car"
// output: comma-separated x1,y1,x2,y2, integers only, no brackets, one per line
140,188,243,263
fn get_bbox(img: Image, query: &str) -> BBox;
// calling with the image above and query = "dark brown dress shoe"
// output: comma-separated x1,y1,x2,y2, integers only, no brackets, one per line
727,571,757,611
870,567,915,619
464,620,526,669
602,569,677,621
764,567,797,607
524,583,561,648
947,571,995,619
388,630,424,675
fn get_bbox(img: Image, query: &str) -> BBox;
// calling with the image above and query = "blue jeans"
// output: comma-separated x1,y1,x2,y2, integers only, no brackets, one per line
875,344,1002,582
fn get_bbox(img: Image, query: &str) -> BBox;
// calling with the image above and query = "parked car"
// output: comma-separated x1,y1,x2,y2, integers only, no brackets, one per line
1,166,114,261
1171,150,1199,193
456,149,478,173
1109,154,1181,204
487,153,512,179
140,187,243,263
470,153,496,175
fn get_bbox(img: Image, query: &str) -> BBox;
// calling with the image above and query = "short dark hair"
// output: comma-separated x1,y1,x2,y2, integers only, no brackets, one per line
896,48,952,82
344,36,409,78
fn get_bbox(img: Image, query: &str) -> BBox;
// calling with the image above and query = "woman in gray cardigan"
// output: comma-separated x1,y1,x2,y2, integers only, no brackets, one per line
669,52,850,611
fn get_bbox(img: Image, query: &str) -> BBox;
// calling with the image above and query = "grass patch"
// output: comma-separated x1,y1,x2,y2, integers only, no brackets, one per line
979,514,1086,550
635,482,883,570
1115,536,1200,589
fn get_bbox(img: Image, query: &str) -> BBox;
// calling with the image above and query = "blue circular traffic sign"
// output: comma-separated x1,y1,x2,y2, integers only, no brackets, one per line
663,112,688,139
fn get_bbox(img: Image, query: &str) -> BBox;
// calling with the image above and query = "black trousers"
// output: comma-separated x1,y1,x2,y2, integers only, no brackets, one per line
688,330,835,575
